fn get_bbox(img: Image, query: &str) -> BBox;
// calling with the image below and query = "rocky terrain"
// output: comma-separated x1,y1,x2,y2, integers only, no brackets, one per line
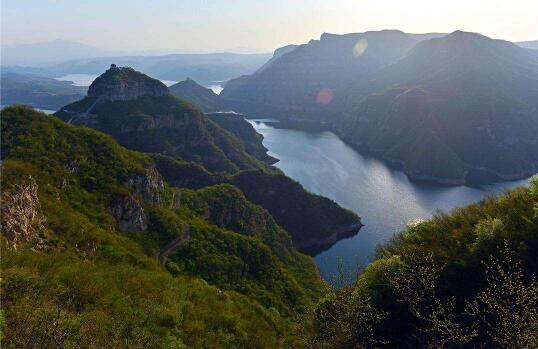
54,66,362,252
88,64,168,103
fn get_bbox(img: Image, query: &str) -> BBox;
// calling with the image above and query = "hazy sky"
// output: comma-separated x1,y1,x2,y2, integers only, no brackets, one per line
2,0,538,52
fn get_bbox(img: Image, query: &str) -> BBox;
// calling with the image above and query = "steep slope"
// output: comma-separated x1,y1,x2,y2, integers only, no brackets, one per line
207,112,278,164
230,171,362,254
54,66,362,252
151,155,361,253
55,65,267,173
169,78,224,112
221,30,421,119
339,31,538,184
1,105,324,347
313,176,538,348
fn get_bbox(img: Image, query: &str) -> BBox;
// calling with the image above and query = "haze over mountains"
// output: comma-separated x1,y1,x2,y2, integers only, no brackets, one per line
3,22,538,347
222,30,538,184
1,39,269,66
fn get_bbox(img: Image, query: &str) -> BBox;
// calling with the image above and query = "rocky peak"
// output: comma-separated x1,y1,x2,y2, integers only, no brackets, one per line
88,64,169,103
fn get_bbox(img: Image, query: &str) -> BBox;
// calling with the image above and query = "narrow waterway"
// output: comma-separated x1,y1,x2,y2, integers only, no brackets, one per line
249,119,531,282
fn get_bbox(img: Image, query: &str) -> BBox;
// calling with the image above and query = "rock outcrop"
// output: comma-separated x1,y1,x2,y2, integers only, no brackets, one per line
88,64,168,103
126,165,165,204
108,193,147,231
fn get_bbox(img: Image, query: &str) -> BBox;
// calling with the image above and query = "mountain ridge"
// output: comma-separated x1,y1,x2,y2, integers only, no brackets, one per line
222,30,538,184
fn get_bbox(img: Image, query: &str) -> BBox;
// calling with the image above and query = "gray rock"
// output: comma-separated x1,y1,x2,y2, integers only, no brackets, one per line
88,64,168,103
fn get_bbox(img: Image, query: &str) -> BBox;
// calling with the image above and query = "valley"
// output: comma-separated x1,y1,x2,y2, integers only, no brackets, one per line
249,119,530,281
2,5,538,345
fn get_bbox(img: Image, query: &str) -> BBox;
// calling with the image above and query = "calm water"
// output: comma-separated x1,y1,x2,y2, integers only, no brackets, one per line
249,119,531,281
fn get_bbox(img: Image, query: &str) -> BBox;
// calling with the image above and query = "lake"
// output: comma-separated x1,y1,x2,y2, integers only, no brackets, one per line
248,119,531,283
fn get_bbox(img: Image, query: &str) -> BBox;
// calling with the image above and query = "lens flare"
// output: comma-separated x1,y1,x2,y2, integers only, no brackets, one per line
352,39,368,56
316,88,333,106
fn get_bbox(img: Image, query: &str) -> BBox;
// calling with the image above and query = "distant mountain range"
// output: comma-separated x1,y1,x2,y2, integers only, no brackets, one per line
517,40,538,50
1,39,116,66
0,71,86,110
221,30,538,184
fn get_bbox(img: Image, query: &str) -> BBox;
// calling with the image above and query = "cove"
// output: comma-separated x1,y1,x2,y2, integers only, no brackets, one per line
248,119,531,283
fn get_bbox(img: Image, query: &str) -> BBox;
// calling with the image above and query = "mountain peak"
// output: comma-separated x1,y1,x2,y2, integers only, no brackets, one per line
88,64,169,103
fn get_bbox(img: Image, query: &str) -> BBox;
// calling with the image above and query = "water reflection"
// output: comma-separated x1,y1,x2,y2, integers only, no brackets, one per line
249,119,530,281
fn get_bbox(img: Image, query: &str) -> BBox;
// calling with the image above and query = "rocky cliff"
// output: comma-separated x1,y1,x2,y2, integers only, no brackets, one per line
55,66,268,174
88,64,168,103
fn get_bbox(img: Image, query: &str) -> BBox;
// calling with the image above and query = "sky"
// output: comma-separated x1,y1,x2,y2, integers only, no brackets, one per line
2,0,538,52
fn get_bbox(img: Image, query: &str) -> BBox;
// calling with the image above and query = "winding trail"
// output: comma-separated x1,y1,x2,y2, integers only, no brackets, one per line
67,99,99,124
157,226,191,265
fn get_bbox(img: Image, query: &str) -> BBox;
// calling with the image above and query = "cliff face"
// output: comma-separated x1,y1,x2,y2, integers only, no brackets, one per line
54,67,362,253
0,106,327,347
88,64,168,103
55,66,268,174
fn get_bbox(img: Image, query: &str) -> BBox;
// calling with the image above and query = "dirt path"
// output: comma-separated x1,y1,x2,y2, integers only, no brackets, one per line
157,225,190,264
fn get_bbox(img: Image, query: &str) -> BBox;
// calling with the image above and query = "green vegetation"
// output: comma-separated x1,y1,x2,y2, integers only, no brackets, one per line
55,94,268,174
52,64,361,253
169,78,224,112
231,170,361,253
1,106,324,348
2,105,537,348
311,176,538,348
207,112,278,165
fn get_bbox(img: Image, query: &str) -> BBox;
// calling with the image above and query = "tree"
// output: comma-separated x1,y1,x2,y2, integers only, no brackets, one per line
466,243,538,349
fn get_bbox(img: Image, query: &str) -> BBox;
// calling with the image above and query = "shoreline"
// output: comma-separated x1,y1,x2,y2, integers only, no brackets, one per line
296,221,363,256
248,116,537,187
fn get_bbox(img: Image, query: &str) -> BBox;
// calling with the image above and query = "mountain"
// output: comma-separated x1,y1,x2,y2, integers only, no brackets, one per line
4,106,536,348
55,65,266,174
30,52,271,85
254,44,299,73
1,105,326,347
1,39,114,66
222,30,538,184
169,78,224,112
338,31,538,184
517,40,538,50
221,30,428,119
54,65,361,252
207,112,278,164
0,71,86,110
